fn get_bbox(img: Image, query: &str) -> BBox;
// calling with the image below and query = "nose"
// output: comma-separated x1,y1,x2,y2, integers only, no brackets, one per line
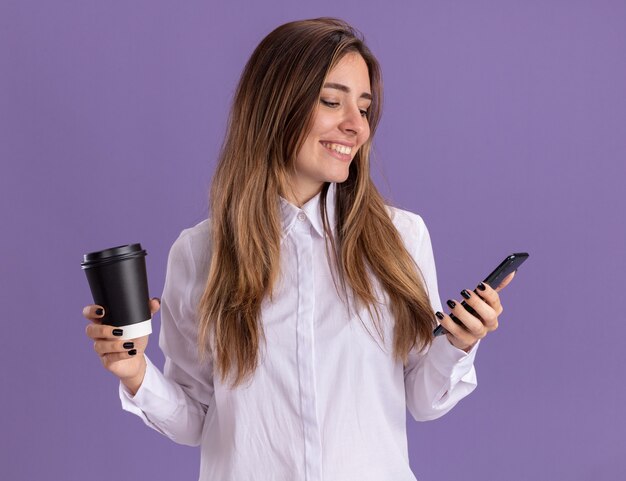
339,103,367,137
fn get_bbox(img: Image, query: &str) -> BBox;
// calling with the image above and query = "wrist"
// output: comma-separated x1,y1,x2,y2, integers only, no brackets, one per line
461,342,476,353
446,334,476,353
120,355,147,396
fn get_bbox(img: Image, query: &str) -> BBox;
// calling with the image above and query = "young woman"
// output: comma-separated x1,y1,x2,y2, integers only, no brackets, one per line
83,17,514,481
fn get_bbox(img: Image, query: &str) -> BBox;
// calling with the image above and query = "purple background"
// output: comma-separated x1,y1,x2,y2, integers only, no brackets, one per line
1,1,625,480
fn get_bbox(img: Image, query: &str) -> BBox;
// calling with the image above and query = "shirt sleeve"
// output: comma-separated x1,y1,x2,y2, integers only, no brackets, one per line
119,229,214,446
400,211,479,421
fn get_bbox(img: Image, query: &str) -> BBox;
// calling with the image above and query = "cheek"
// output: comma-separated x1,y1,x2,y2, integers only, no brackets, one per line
360,126,371,146
311,113,336,136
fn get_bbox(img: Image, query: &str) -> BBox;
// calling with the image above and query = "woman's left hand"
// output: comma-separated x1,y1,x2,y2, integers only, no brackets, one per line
437,271,516,352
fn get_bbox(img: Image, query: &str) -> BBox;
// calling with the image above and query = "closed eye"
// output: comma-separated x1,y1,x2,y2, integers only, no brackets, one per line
321,99,369,117
320,99,339,108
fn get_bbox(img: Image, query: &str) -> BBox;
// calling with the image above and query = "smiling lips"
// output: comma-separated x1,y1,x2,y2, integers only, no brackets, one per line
320,141,353,160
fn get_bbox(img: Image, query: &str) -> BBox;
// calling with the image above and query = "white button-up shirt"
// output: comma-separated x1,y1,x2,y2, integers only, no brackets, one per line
120,183,478,481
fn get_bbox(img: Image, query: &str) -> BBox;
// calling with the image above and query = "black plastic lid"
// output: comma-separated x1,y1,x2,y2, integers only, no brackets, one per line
81,244,146,268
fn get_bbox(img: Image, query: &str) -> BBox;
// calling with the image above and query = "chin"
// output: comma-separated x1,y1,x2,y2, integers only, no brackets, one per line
328,164,352,183
325,173,350,185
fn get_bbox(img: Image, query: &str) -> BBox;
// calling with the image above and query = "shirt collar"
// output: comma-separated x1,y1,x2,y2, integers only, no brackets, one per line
279,182,337,238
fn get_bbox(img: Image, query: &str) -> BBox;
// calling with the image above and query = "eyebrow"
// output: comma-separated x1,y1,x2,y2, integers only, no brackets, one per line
323,82,372,101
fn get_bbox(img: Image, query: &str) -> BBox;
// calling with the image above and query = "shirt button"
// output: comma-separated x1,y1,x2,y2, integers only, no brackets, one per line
297,212,306,221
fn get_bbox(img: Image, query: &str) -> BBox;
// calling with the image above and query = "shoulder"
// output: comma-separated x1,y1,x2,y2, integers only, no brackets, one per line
385,205,429,249
176,218,211,247
168,219,212,277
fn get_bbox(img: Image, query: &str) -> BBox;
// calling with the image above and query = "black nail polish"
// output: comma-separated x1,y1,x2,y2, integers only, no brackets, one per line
477,282,486,291
112,329,123,337
461,289,471,299
123,342,134,349
435,311,445,320
128,349,137,356
447,299,456,309
95,308,104,316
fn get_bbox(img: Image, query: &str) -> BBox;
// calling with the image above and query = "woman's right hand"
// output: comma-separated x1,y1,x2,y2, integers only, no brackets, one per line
83,298,161,395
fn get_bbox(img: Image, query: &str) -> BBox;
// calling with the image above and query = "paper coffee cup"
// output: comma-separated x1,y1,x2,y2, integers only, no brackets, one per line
81,244,152,340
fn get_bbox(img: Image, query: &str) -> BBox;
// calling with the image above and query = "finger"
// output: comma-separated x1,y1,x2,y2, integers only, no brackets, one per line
82,305,105,321
435,311,467,339
100,350,140,367
85,323,125,340
93,339,137,356
446,299,488,339
460,289,499,331
475,282,504,316
436,310,478,347
149,297,161,315
495,271,516,292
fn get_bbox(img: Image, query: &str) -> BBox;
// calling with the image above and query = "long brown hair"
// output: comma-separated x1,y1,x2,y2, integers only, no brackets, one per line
198,17,435,387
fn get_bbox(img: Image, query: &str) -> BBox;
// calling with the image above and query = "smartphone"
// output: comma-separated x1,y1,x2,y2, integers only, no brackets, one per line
433,252,529,337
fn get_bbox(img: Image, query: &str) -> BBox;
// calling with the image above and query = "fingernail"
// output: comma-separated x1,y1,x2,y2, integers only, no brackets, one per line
447,300,456,309
461,289,471,300
112,329,123,336
95,308,104,316
123,342,134,349
128,349,137,356
477,282,486,291
435,311,445,320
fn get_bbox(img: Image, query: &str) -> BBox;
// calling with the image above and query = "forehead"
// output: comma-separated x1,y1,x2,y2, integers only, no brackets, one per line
325,52,371,93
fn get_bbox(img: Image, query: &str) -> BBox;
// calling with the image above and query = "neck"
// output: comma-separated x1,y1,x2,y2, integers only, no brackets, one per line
281,181,323,208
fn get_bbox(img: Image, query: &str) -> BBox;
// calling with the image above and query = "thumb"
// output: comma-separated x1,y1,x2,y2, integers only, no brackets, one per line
495,271,516,292
149,297,161,315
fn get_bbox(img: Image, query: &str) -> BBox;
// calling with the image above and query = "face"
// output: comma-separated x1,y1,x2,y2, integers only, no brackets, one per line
289,52,372,205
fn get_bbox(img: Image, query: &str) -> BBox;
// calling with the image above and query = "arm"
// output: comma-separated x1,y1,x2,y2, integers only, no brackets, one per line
119,229,214,446
399,211,479,421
